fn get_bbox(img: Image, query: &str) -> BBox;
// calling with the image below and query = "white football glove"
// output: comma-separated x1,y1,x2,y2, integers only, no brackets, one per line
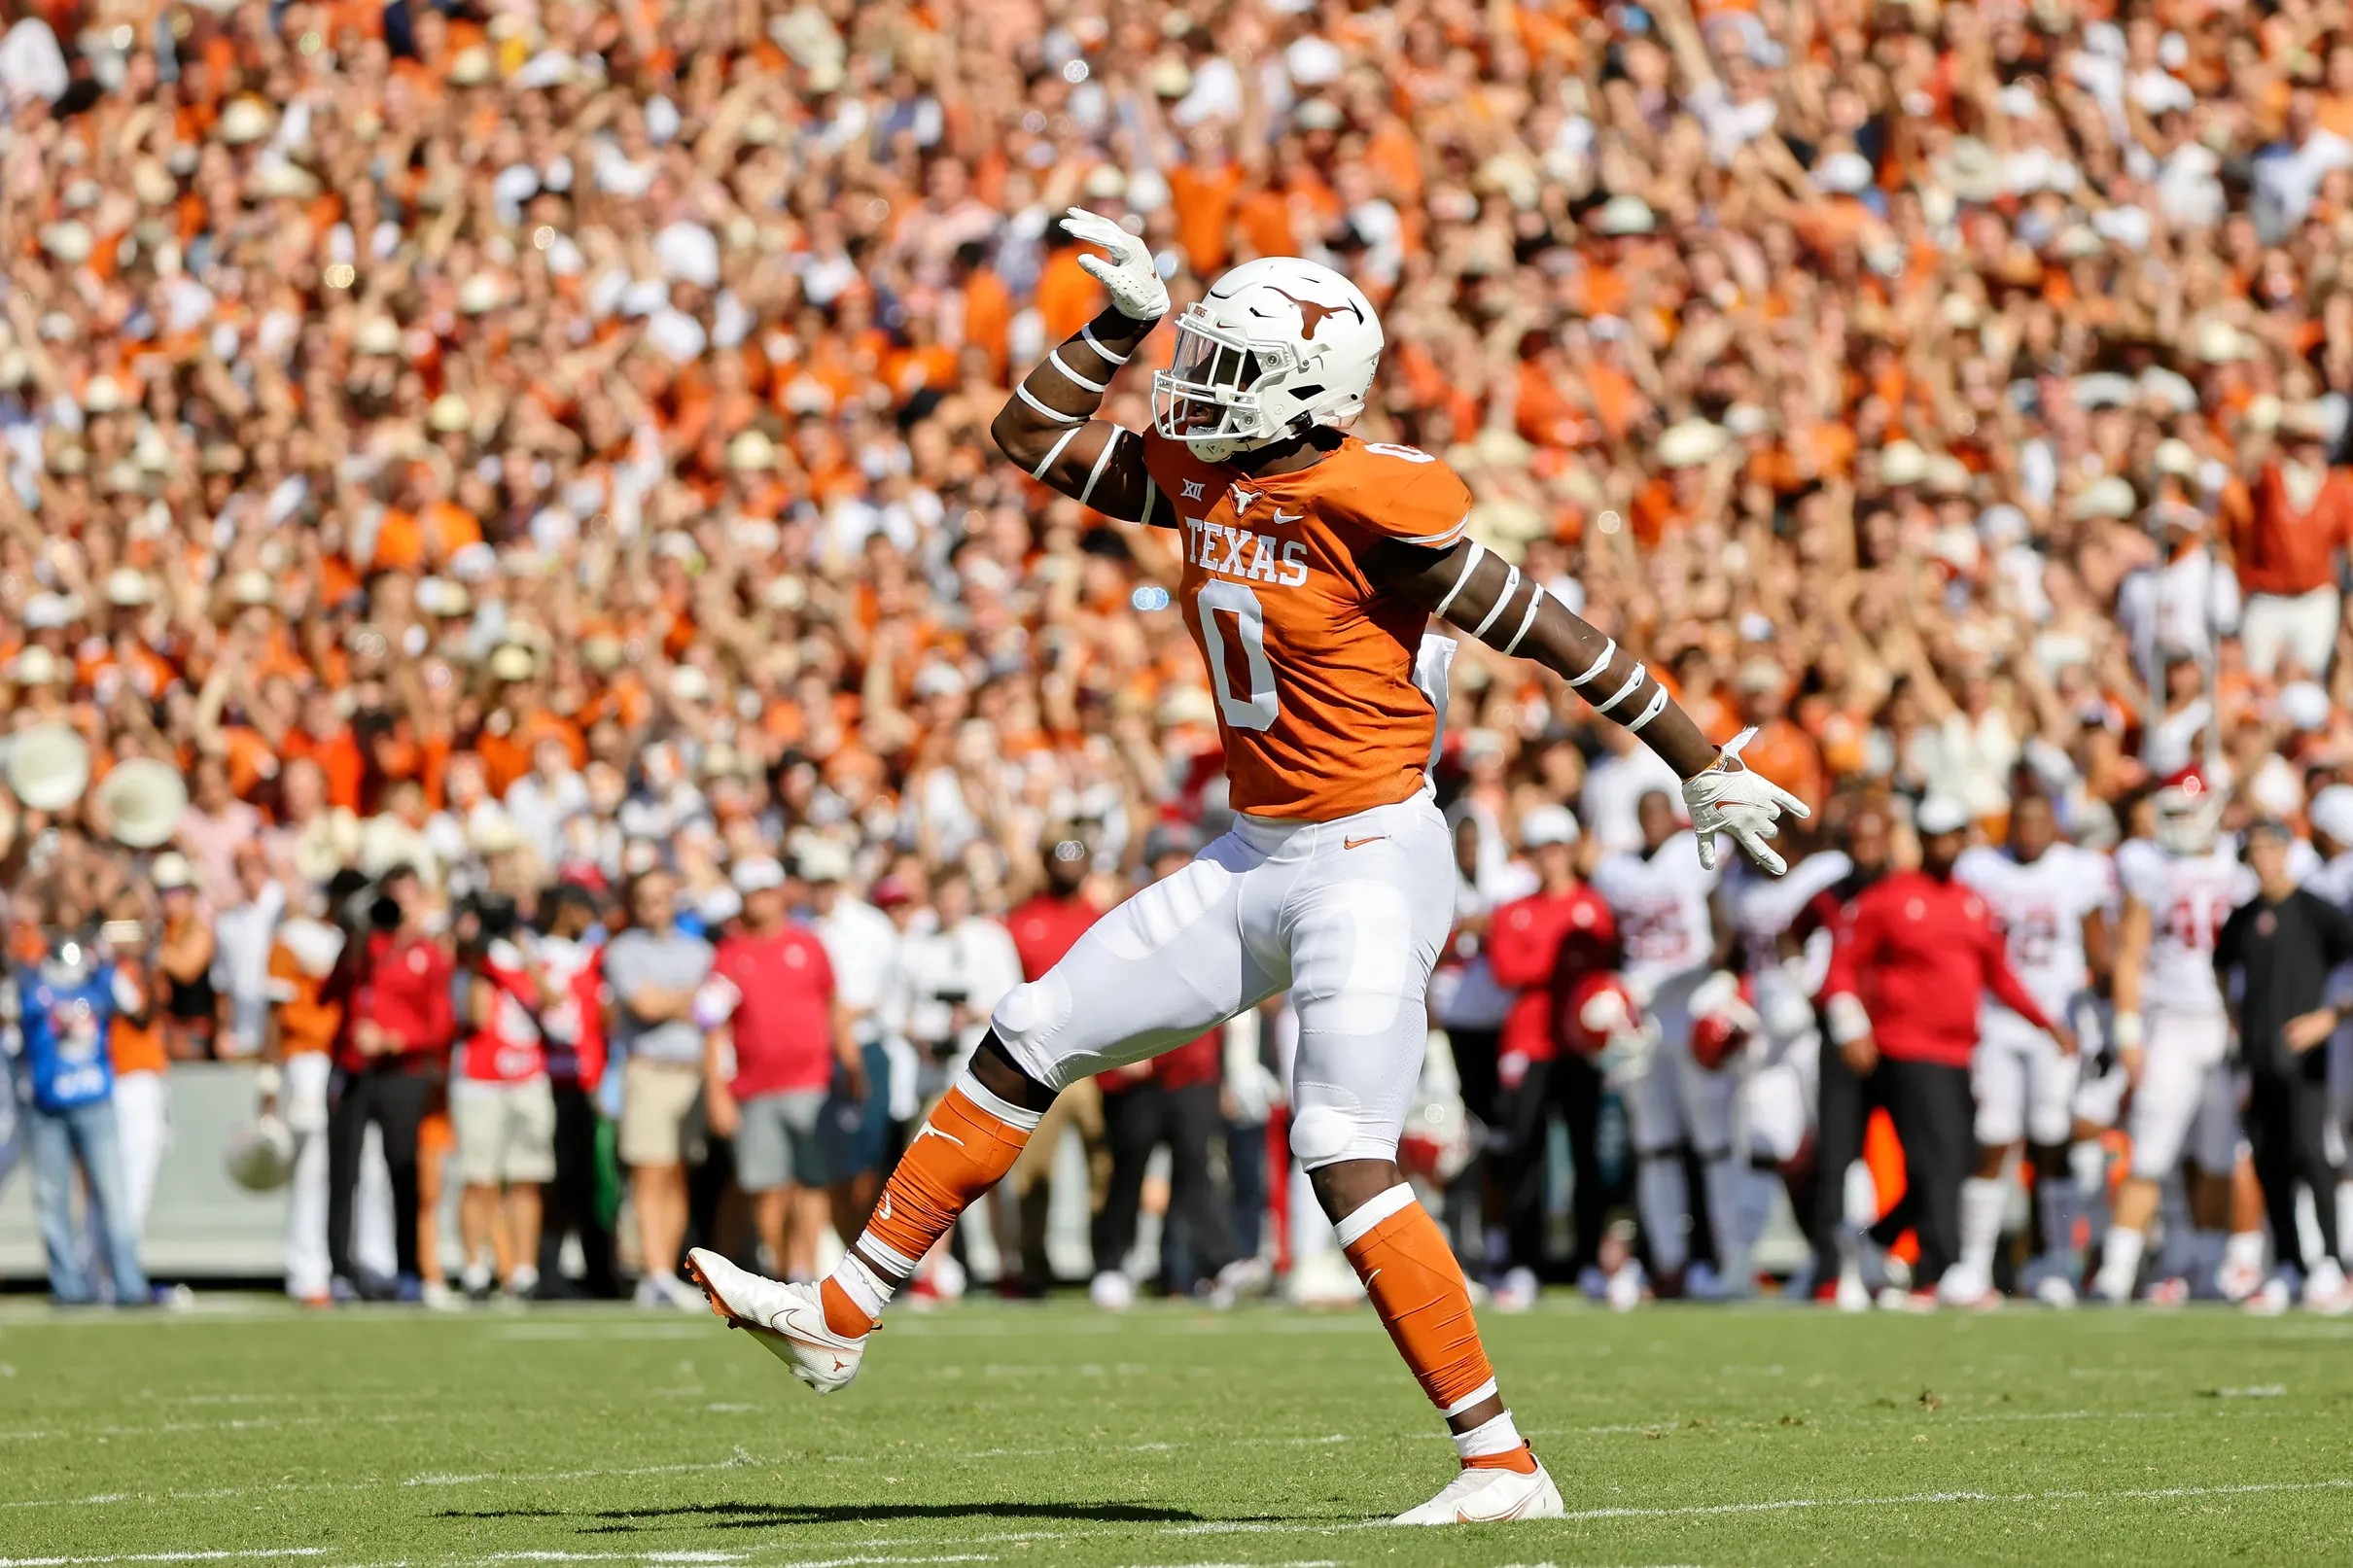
1064,206,1169,322
1683,726,1812,876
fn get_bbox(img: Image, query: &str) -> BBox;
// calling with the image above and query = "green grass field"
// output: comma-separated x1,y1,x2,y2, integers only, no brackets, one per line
4,1297,2351,1567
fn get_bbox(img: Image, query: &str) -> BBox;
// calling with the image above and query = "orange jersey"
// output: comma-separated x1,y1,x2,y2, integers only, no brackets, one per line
1140,431,1470,820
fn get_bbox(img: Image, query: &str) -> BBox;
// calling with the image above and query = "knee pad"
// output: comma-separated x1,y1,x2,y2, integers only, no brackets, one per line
989,977,1075,1088
1290,1084,1387,1169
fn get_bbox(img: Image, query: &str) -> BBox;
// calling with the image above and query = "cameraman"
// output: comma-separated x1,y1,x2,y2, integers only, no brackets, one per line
324,864,454,1301
11,913,151,1306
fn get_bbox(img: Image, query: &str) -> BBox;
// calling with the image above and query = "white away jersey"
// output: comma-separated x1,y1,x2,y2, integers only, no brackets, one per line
1592,830,1720,990
1955,844,2112,1021
1727,852,1850,977
2119,845,2254,1016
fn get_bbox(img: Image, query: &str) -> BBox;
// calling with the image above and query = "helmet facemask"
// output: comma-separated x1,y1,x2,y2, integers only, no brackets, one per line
1151,304,1301,463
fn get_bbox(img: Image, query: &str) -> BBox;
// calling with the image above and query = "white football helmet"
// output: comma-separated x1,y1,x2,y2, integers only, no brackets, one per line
225,1114,297,1193
2154,764,2222,855
1151,257,1383,463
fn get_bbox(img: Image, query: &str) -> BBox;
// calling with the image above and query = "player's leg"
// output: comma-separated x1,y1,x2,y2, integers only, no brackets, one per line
1281,804,1561,1523
686,839,1278,1391
1556,1051,1608,1289
1164,1079,1242,1288
1628,985,1694,1289
2096,1020,2202,1301
1957,1024,2029,1300
1491,1054,1553,1302
1676,1032,1747,1298
1090,1080,1160,1305
2195,1079,2263,1302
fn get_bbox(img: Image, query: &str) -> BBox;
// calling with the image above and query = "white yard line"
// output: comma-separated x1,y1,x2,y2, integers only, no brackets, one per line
0,1551,331,1568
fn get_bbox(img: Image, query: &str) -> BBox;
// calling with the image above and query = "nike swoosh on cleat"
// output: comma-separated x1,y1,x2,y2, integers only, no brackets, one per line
1344,835,1387,851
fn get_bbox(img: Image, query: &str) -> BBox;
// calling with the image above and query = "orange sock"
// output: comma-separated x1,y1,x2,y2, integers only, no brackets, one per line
1463,1444,1540,1475
819,1277,878,1339
826,1076,1041,1333
1337,1185,1498,1415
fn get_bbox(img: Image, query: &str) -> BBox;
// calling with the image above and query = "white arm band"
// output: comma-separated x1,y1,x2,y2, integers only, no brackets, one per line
1826,993,1872,1046
1029,426,1081,480
1469,566,1521,639
1624,684,1671,732
2111,1011,2144,1051
1079,324,1131,366
1015,383,1085,424
1045,350,1107,394
1076,428,1125,506
1498,586,1543,656
1591,662,1648,715
1569,638,1617,688
1432,540,1488,620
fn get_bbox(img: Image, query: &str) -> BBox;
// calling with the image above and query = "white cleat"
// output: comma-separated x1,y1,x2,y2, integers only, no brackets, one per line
1393,1461,1565,1525
684,1248,868,1395
2032,1273,2078,1309
2244,1275,2293,1316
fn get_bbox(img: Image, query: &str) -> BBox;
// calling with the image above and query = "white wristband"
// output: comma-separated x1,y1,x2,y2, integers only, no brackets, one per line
1826,993,1872,1046
2111,1011,2143,1051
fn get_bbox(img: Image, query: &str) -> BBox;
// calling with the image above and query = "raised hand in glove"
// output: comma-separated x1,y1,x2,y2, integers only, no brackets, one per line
1064,206,1169,322
1682,726,1812,875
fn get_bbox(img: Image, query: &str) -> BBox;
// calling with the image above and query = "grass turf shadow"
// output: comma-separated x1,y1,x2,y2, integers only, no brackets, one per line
441,1500,1210,1530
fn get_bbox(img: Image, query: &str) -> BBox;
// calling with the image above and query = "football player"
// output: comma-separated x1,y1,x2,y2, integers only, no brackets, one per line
1591,790,1742,1299
2091,768,2249,1303
1951,790,2113,1305
682,212,1807,1524
1723,816,1852,1295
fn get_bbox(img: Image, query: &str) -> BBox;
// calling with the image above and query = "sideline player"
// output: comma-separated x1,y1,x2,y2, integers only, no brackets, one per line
1950,791,2112,1305
1591,790,1739,1298
1723,815,1850,1293
682,211,1808,1523
2091,768,2249,1303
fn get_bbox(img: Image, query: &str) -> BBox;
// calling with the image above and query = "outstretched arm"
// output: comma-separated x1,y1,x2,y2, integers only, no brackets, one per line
1367,537,1809,872
988,209,1176,529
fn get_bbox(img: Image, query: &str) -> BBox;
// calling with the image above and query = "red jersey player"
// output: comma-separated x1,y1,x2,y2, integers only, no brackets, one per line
686,210,1809,1523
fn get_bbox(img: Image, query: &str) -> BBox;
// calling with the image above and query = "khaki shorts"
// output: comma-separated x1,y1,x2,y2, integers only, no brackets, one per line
619,1057,706,1168
450,1077,557,1186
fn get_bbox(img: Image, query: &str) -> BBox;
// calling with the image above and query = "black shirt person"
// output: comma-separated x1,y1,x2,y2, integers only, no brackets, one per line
2214,820,2353,1295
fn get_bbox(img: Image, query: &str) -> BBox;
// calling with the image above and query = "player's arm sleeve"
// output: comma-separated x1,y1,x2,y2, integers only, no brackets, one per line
1366,525,1719,780
988,306,1177,529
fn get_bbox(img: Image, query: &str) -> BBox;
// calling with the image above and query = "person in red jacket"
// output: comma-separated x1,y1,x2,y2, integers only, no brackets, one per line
999,830,1107,1294
1482,806,1619,1306
1818,796,2074,1306
1089,827,1243,1309
325,864,457,1301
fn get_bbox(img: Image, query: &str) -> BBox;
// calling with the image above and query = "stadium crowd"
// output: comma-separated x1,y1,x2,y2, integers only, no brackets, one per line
6,0,2353,1312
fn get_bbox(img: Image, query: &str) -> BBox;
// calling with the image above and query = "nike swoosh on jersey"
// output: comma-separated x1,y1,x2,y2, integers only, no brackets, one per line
1344,835,1387,851
913,1125,966,1148
1273,508,1304,524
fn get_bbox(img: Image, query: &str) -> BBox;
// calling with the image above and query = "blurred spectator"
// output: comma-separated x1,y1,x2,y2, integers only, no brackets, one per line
604,868,713,1308
324,865,452,1301
452,899,556,1301
263,900,348,1305
531,884,615,1299
798,841,896,1240
1089,836,1239,1310
706,856,847,1283
14,926,148,1306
